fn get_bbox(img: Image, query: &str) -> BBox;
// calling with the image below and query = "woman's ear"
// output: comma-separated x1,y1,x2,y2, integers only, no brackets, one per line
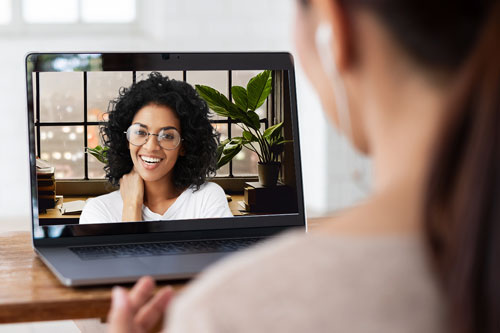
179,144,186,157
313,0,352,71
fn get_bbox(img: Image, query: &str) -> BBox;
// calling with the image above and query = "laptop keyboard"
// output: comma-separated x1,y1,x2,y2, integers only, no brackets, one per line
70,237,263,260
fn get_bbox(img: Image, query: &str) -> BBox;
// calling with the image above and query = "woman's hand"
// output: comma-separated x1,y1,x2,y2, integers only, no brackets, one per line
107,276,174,333
120,168,144,221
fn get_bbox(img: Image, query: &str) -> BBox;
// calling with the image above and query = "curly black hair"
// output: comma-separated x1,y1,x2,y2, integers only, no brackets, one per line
102,72,218,190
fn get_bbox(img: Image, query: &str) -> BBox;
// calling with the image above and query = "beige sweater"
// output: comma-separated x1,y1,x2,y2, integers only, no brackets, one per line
166,231,445,332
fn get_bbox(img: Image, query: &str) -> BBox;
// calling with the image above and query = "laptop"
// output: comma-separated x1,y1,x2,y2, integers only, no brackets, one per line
25,52,305,286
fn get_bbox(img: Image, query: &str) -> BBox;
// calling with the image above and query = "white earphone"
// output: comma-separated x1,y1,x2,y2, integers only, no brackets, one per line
314,22,353,141
314,22,371,194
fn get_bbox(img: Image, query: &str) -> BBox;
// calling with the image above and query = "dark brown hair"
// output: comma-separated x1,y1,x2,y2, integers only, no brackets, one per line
302,0,500,331
424,3,500,332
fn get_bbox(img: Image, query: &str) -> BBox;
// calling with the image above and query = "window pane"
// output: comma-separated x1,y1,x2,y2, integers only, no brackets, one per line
186,71,228,121
23,0,78,23
87,126,106,179
40,126,84,179
232,70,268,119
82,0,135,23
231,124,260,176
137,71,183,82
87,72,133,122
0,0,11,24
39,72,83,122
213,123,229,177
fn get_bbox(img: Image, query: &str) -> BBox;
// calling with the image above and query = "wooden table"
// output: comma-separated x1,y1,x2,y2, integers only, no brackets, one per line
0,219,316,325
0,231,186,324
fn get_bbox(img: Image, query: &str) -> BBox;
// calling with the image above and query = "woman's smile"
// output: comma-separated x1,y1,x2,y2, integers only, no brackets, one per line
139,154,165,170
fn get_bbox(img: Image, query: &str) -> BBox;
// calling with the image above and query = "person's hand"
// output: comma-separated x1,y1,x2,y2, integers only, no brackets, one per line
120,168,144,221
107,276,174,333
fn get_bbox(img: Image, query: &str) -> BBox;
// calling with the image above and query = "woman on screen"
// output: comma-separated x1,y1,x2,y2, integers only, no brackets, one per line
80,72,232,223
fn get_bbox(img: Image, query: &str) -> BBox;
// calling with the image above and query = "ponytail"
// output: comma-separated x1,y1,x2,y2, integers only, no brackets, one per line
424,2,500,332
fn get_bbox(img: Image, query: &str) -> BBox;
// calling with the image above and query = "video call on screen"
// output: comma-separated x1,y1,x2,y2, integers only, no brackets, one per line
32,69,299,226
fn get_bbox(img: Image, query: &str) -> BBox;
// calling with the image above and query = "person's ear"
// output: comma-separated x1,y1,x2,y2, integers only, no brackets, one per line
312,0,352,71
179,144,186,157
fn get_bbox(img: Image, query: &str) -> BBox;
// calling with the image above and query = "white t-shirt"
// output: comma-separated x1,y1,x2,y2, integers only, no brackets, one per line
79,182,232,223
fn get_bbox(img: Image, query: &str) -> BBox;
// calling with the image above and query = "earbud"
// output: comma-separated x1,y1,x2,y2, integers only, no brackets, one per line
314,22,371,195
314,22,352,141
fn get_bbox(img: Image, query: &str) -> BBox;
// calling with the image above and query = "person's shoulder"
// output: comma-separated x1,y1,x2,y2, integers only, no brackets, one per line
86,190,121,206
168,230,444,332
80,190,121,223
195,181,223,192
169,230,311,309
167,230,307,325
189,182,225,197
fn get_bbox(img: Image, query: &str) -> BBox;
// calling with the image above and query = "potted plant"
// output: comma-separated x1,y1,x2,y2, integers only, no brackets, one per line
195,70,291,187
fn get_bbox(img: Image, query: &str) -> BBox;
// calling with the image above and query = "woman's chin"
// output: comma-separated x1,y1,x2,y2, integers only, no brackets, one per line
138,172,161,183
136,168,169,184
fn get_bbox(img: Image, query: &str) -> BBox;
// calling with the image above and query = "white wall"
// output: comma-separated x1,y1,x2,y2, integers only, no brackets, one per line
0,0,370,230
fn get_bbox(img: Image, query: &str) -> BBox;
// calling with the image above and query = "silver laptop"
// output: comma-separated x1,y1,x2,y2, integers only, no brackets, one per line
26,52,305,286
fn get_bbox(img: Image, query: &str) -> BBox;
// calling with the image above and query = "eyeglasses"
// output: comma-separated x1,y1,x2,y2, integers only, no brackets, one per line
124,124,182,150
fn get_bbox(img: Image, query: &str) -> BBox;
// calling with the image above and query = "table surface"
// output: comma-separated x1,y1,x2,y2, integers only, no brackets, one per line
0,231,187,324
0,220,319,324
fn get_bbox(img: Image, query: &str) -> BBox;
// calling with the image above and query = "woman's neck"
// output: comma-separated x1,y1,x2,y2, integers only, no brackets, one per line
143,176,183,208
368,75,448,200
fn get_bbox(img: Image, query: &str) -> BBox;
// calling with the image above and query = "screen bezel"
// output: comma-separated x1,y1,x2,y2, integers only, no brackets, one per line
26,52,305,243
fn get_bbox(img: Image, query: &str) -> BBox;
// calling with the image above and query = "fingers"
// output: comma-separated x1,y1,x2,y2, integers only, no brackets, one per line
135,286,175,332
107,287,134,333
128,276,156,313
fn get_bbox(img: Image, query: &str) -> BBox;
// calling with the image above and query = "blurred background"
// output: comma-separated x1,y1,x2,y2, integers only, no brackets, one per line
1,0,371,330
0,0,371,233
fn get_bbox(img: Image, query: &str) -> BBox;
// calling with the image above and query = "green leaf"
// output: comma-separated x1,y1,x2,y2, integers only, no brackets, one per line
231,86,248,111
230,137,244,145
223,143,240,155
263,122,284,139
216,138,231,163
242,130,257,142
197,84,258,129
247,111,261,130
274,139,293,145
217,145,242,169
195,85,232,117
86,146,108,164
247,70,272,111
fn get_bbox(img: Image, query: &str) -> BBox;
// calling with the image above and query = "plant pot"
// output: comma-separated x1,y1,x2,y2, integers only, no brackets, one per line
258,162,280,187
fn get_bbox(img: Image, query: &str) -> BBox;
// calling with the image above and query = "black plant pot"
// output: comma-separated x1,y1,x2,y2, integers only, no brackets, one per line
258,162,280,187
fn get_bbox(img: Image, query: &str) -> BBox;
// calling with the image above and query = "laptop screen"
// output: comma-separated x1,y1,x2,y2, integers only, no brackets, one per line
26,53,305,240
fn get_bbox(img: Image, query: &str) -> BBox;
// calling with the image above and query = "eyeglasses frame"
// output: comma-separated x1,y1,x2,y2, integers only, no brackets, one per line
124,124,183,151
